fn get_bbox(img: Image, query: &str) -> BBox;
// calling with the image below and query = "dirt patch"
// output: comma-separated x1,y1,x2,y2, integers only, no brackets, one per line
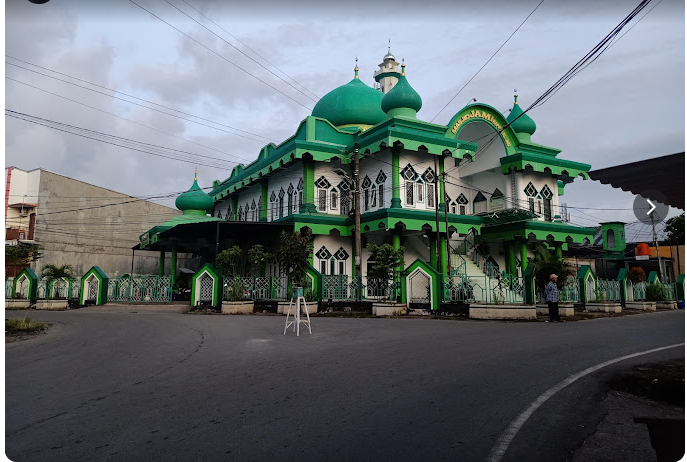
5,325,50,343
608,359,685,406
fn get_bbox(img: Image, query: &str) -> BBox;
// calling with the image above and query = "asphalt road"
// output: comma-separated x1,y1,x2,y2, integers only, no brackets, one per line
5,308,685,462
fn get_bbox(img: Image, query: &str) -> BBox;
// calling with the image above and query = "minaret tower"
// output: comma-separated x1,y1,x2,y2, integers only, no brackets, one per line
373,41,402,93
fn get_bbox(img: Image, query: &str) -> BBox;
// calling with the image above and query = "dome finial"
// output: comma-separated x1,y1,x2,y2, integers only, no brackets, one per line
401,58,405,76
354,57,359,79
514,89,518,105
194,167,197,181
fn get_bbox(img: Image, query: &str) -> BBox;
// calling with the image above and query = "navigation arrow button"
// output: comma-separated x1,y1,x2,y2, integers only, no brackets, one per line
646,199,656,216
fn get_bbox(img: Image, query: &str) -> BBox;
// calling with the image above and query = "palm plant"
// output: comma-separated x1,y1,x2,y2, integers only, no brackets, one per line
41,264,75,281
532,245,574,291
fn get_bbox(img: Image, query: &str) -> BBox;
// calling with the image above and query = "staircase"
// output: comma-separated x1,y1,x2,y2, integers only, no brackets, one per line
450,252,524,304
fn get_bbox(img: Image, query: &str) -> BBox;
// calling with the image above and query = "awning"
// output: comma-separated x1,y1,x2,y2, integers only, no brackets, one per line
587,152,684,210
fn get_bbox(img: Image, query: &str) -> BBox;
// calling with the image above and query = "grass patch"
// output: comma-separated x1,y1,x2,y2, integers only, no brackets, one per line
6,316,47,333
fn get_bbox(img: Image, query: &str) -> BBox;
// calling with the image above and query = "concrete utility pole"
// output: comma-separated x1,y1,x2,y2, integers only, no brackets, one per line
443,167,451,278
651,213,664,281
433,156,441,272
353,143,362,301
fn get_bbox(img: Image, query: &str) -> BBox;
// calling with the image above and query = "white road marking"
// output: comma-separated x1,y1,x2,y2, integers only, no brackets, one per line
487,342,685,462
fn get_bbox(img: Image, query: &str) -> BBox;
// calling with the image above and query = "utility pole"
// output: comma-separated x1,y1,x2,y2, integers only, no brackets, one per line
353,143,362,301
651,212,664,281
442,168,451,278
433,156,441,273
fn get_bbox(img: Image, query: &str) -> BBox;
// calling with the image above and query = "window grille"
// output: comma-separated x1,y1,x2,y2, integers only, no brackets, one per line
427,184,435,208
371,188,377,208
417,184,424,202
364,189,370,211
331,190,338,210
406,181,414,205
460,205,466,215
544,198,552,221
318,189,327,211
378,184,384,208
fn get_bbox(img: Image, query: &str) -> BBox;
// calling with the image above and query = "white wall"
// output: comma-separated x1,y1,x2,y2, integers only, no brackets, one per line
398,150,438,211
268,163,302,221
517,170,560,220
236,183,262,222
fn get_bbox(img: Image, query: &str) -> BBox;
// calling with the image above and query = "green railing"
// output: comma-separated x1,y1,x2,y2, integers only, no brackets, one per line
108,276,172,302
223,276,288,301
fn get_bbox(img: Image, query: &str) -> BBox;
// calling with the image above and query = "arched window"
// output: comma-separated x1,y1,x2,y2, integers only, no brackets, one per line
330,188,338,210
238,206,244,222
287,183,294,216
422,168,436,208
401,164,417,206
250,200,257,221
474,192,487,214
315,176,330,212
541,185,553,222
457,193,469,215
297,179,303,212
376,170,387,209
607,229,616,249
339,180,351,215
362,176,372,211
270,191,277,221
278,188,285,219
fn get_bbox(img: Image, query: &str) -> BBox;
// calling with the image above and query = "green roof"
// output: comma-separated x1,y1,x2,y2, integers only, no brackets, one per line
506,95,536,136
311,71,386,127
175,178,214,213
381,69,422,117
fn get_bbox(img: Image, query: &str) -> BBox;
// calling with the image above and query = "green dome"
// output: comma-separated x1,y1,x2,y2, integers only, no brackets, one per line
381,67,422,117
506,95,536,136
311,68,386,128
175,178,214,215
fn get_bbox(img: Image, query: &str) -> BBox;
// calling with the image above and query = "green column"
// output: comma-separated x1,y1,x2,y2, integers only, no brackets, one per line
391,148,401,208
231,195,238,220
438,155,445,212
506,241,517,276
171,247,178,287
520,240,528,272
429,233,437,270
302,157,316,213
439,234,448,276
393,231,403,275
260,180,268,222
555,243,563,261
158,251,165,277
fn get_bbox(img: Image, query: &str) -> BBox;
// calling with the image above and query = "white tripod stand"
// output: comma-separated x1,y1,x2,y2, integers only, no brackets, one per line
283,295,312,336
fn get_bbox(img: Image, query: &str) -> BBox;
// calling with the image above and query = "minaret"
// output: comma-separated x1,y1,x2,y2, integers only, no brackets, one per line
373,41,402,93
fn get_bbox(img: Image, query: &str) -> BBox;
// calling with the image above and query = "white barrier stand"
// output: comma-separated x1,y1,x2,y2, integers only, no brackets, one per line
283,296,312,336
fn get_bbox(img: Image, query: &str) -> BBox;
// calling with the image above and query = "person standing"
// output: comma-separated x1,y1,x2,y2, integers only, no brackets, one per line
544,274,561,322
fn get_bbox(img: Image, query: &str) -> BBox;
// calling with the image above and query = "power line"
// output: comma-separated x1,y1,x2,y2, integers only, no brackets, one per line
178,0,320,101
5,78,249,162
128,0,314,112
6,58,276,144
164,0,320,105
430,0,545,123
6,110,238,171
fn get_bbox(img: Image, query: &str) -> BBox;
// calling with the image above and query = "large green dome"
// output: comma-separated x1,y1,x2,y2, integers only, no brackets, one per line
311,68,386,128
506,95,536,136
381,65,422,118
175,178,214,215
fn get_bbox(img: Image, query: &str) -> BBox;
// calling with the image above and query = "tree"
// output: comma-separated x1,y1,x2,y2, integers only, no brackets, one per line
628,267,647,283
5,244,42,266
665,213,684,244
41,264,75,281
532,245,574,291
247,244,271,276
367,244,405,281
215,246,242,277
274,229,313,286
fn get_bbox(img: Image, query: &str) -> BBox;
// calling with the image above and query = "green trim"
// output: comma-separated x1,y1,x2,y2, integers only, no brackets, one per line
617,268,629,305
303,157,316,213
648,271,659,283
499,152,591,178
391,149,401,208
557,179,565,196
374,70,402,81
191,263,222,307
305,264,323,302
79,266,108,306
401,259,441,311
13,267,38,304
260,181,268,221
445,103,519,154
479,220,595,244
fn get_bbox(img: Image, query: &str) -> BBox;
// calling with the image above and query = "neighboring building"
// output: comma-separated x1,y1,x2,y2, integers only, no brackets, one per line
141,52,597,303
5,167,197,277
565,221,684,282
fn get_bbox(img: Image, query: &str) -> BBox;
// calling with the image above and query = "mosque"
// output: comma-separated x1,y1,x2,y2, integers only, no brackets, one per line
139,50,595,308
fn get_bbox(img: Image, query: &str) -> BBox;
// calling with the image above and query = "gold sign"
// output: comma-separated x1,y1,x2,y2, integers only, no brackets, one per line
450,110,511,147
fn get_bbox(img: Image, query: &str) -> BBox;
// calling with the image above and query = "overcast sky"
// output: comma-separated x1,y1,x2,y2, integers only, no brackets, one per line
4,0,685,241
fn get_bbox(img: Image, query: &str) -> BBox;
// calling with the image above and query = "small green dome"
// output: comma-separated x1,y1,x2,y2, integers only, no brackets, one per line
175,177,214,214
311,67,386,128
381,66,422,117
506,95,536,135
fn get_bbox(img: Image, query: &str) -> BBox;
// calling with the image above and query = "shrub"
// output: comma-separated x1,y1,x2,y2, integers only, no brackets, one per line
645,282,668,301
628,267,647,283
225,278,245,302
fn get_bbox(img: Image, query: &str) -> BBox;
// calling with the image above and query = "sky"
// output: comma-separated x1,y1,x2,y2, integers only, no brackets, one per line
4,0,685,242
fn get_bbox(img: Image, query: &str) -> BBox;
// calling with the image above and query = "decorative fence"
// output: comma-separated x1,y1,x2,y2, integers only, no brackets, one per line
629,281,677,302
222,276,288,301
5,278,14,298
108,276,172,303
594,279,621,302
446,272,525,304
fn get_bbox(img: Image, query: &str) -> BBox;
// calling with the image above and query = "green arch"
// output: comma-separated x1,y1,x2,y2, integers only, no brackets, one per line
445,103,519,155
